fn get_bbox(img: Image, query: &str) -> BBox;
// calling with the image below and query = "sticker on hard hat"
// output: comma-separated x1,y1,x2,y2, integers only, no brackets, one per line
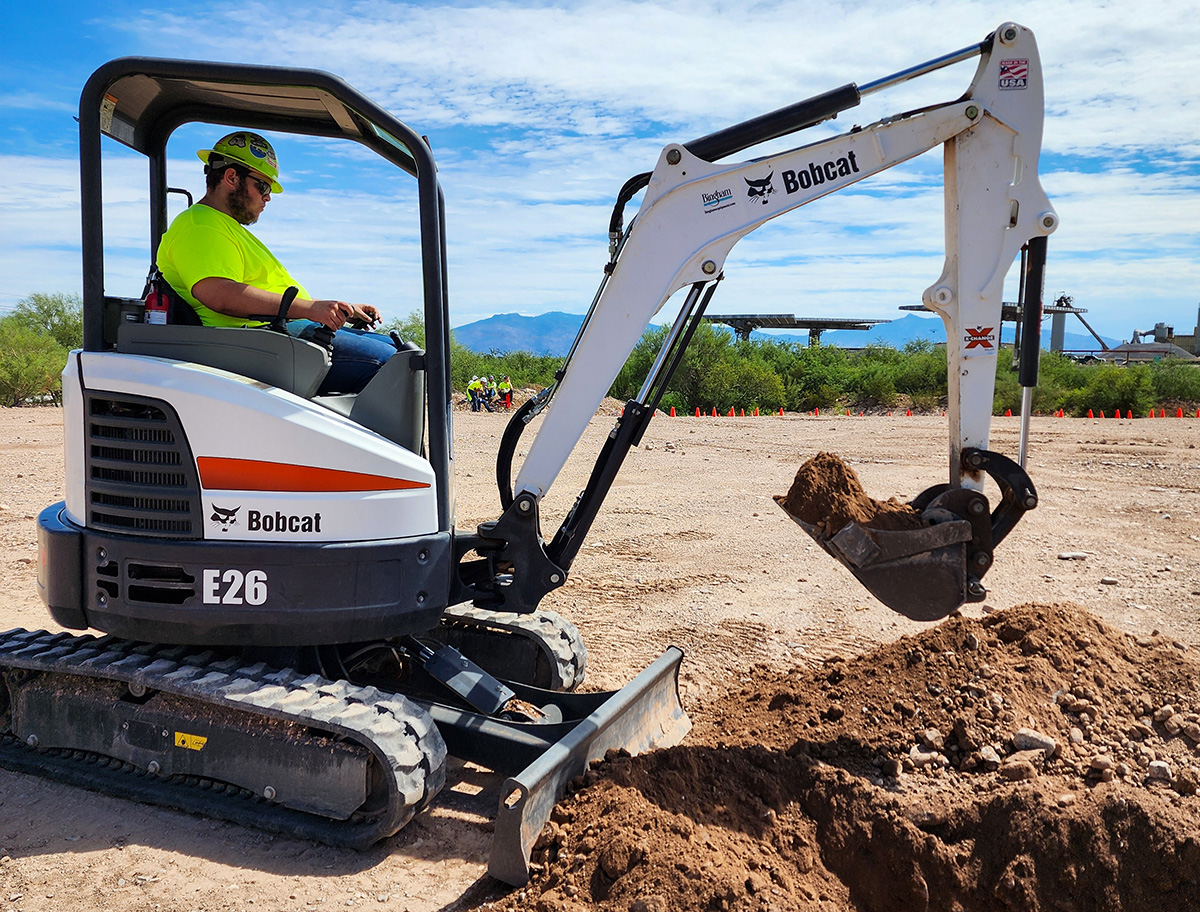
247,136,274,163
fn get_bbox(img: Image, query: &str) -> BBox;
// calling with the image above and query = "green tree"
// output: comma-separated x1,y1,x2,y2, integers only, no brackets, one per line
381,309,426,349
13,292,83,350
0,316,68,406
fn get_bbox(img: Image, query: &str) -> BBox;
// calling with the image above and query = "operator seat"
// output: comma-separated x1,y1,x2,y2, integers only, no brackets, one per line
110,286,425,452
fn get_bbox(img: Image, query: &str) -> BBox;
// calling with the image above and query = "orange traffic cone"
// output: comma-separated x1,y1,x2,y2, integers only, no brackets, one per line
669,406,676,417
695,407,701,417
729,406,735,417
754,407,759,416
1178,407,1184,418
1004,408,1012,417
712,407,718,417
1126,410,1133,419
779,407,784,416
740,408,745,417
815,407,820,416
1088,409,1094,418
906,409,912,417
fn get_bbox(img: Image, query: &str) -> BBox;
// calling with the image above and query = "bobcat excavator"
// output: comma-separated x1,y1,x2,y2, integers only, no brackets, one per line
9,22,1053,886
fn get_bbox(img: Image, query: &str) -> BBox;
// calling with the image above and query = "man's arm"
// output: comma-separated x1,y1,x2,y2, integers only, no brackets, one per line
192,278,355,329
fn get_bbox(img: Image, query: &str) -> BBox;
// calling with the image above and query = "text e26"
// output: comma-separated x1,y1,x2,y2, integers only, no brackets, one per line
202,569,268,605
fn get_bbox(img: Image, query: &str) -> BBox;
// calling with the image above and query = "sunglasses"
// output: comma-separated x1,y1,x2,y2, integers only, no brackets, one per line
234,168,271,197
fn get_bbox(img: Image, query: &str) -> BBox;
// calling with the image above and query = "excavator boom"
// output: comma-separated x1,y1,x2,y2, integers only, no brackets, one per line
478,22,1055,621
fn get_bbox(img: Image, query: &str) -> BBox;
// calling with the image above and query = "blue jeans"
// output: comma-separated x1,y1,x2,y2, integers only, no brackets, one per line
287,321,397,395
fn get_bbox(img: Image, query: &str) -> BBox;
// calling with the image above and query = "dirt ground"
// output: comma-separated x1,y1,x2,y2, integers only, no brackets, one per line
2,404,1200,911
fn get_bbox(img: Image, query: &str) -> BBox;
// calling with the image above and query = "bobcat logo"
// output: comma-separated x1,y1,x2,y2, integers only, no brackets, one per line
744,172,776,205
211,505,240,532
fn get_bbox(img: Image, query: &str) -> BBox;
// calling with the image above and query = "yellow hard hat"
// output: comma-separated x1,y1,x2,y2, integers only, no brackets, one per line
197,131,282,194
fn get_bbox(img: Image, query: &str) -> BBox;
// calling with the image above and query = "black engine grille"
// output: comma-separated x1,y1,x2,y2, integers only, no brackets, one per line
85,394,202,538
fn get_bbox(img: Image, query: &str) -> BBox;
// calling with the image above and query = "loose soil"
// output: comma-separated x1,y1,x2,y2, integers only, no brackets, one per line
2,406,1200,912
776,451,926,533
514,603,1200,912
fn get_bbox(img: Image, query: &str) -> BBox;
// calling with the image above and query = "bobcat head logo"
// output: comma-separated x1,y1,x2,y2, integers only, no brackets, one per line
211,505,240,532
745,172,776,205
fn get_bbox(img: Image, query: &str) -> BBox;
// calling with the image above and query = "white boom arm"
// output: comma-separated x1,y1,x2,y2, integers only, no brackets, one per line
515,22,1055,501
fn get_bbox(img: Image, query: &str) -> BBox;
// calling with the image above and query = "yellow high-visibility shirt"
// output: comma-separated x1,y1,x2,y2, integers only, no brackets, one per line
157,204,309,327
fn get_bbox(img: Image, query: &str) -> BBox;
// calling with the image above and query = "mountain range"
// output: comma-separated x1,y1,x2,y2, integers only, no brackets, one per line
452,311,1121,357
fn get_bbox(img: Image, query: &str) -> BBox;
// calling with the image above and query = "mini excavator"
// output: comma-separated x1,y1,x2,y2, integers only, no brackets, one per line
10,22,1053,885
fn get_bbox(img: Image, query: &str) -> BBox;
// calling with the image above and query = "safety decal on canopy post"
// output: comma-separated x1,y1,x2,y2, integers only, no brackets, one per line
99,94,118,133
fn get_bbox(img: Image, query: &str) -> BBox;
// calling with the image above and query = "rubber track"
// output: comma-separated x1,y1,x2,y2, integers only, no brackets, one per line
0,628,447,848
440,606,587,691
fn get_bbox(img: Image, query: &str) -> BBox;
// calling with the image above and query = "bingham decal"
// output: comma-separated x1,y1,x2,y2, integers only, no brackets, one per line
702,187,735,214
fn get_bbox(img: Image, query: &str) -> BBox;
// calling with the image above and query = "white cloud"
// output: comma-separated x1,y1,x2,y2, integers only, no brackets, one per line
1,0,1197,338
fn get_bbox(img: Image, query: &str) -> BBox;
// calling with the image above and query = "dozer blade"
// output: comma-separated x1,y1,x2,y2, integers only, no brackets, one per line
775,496,977,622
488,646,689,886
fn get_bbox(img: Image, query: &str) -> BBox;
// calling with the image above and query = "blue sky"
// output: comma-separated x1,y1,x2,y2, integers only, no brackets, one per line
1,0,1197,343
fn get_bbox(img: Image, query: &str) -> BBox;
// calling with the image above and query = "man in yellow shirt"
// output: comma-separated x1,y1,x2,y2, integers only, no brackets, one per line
157,132,398,394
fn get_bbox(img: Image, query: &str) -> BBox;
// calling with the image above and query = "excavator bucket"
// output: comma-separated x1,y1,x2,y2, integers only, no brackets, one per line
776,497,977,621
488,647,689,885
775,448,1034,622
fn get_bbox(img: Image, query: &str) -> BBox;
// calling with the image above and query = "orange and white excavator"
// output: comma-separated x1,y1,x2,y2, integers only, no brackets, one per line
11,21,1053,885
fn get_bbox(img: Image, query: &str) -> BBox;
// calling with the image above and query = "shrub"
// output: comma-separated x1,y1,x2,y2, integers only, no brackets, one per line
0,317,68,405
12,293,83,350
1062,363,1155,417
1150,361,1200,403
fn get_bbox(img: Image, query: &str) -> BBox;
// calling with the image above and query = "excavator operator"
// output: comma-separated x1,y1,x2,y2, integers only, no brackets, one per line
156,131,400,394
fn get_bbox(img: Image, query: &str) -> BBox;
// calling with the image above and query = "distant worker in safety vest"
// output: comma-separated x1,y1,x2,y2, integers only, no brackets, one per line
156,131,400,395
497,375,513,410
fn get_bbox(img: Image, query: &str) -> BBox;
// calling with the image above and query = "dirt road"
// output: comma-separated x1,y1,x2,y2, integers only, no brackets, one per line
2,405,1198,911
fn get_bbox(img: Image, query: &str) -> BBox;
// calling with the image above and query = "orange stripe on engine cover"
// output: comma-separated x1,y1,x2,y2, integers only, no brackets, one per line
197,456,431,492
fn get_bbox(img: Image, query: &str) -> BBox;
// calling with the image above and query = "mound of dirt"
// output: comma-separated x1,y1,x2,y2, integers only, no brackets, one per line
776,452,925,534
503,604,1200,911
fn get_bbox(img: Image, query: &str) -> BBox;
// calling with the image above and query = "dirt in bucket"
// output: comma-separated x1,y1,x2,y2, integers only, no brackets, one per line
775,451,926,535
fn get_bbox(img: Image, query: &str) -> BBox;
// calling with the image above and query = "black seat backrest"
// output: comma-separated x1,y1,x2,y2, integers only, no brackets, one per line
146,269,202,326
168,287,202,325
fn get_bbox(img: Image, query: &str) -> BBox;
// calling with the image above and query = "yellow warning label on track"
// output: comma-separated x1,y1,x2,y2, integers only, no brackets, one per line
175,732,208,751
